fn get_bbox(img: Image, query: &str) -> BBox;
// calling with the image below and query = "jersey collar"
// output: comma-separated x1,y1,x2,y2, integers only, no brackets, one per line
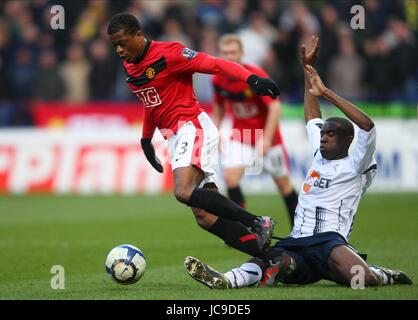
133,38,152,64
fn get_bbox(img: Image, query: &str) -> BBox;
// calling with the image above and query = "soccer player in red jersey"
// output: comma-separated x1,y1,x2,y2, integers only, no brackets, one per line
212,34,298,226
107,13,280,259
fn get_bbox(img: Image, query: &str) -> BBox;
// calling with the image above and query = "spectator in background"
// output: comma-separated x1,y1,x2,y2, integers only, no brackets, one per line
274,0,320,100
318,4,339,78
362,0,388,39
0,51,13,126
60,43,91,103
238,12,276,65
196,0,225,29
88,38,117,100
219,0,247,34
158,18,192,48
33,49,65,101
73,0,108,43
363,17,417,101
127,0,164,39
404,0,418,33
327,24,366,101
278,1,320,44
258,0,280,26
384,18,417,102
8,46,35,99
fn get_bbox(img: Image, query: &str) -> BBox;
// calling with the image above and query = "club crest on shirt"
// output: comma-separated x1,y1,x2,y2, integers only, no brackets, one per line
145,67,156,79
181,47,197,60
243,88,253,98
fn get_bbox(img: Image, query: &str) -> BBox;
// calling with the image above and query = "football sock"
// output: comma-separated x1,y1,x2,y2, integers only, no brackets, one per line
209,218,263,258
369,266,389,285
227,186,245,208
224,263,262,288
283,189,298,226
188,188,257,227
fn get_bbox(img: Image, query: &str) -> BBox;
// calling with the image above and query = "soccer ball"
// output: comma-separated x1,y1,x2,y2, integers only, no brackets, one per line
105,244,146,285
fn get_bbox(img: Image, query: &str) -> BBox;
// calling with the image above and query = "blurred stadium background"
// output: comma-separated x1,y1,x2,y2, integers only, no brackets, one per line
0,0,417,299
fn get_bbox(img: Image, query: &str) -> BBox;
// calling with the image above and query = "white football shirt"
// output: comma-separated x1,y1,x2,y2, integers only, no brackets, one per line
291,118,377,241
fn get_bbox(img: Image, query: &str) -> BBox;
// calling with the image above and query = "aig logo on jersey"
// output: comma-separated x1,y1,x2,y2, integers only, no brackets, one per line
181,48,197,60
303,170,331,193
133,87,161,108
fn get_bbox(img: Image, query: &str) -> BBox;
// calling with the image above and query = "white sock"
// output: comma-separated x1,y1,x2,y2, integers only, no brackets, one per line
224,263,262,288
369,266,389,285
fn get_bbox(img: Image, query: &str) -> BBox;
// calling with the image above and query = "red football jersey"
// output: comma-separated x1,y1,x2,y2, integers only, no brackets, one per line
123,39,252,139
212,64,283,146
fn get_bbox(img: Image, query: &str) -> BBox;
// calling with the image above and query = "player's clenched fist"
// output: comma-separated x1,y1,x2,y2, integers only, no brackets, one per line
247,74,280,98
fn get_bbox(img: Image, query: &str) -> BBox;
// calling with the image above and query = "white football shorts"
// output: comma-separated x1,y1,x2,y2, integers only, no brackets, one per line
167,112,220,186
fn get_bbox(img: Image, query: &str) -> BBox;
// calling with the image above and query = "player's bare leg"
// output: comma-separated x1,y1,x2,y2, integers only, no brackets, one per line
223,167,246,208
327,245,378,286
173,165,275,258
173,166,205,205
327,245,412,286
272,176,298,227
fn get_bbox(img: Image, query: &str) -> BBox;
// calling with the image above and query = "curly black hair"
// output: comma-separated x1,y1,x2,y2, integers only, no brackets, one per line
107,13,141,35
326,117,355,137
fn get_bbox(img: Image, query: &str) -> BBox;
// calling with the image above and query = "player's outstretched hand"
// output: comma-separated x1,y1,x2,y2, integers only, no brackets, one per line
300,35,320,67
141,138,164,173
305,65,327,97
247,74,280,98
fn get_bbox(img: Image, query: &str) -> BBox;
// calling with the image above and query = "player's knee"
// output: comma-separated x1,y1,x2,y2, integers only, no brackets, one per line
173,187,193,204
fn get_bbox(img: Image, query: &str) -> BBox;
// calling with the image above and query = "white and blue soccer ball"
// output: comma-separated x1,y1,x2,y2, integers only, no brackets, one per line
105,244,146,285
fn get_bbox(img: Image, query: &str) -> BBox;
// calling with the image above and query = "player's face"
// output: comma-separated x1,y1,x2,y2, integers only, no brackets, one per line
109,30,144,63
320,121,349,160
219,42,243,64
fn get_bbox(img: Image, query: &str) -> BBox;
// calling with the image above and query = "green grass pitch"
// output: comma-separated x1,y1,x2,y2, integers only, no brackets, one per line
0,193,417,300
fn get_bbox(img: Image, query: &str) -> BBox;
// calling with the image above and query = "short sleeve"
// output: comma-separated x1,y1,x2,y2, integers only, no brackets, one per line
351,126,377,174
306,118,324,156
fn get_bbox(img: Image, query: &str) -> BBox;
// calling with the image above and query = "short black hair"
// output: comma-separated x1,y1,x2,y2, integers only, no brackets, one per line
326,117,354,137
107,13,141,36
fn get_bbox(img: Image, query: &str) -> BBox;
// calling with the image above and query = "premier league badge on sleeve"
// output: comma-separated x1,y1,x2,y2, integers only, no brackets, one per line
181,47,197,60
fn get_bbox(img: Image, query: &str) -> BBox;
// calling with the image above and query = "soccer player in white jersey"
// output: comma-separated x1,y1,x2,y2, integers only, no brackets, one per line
184,36,412,289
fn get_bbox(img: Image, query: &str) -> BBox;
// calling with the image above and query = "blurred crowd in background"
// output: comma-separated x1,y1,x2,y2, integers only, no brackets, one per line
0,0,417,126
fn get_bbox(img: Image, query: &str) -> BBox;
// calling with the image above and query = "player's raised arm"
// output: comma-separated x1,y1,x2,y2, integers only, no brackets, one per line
305,65,375,132
301,35,321,123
